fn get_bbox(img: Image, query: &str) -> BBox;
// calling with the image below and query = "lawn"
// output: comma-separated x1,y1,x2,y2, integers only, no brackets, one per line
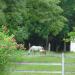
10,72,61,75
9,50,75,75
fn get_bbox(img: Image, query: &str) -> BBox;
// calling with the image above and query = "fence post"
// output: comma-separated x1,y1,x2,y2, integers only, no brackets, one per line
48,42,50,51
62,52,65,75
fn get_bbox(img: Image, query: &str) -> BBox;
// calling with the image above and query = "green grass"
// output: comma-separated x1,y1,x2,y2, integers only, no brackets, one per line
65,58,75,63
14,65,61,71
12,56,61,62
11,50,61,62
10,72,75,75
9,50,75,75
10,72,61,75
65,65,75,71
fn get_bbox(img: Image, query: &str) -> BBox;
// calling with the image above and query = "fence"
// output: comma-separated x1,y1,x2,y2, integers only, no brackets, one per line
14,52,75,75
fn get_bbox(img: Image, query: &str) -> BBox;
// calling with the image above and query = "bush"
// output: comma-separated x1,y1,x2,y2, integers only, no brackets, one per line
0,32,17,75
16,44,26,50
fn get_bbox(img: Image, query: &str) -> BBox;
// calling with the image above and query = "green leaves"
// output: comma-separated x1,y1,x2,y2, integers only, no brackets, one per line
26,0,66,39
0,32,17,74
68,32,75,41
0,0,6,27
15,27,29,42
0,0,69,44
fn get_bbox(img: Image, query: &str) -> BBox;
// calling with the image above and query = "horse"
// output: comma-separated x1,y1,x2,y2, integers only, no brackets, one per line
28,46,46,55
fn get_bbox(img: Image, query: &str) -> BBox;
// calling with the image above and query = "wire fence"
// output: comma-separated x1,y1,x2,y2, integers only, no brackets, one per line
13,52,75,75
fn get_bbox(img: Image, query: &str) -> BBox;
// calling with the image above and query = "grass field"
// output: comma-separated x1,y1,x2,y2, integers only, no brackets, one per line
9,50,75,75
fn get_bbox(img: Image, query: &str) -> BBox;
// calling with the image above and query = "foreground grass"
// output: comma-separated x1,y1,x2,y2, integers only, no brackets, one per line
11,72,61,75
10,72,75,75
13,65,61,71
11,50,61,62
11,50,75,63
12,64,75,72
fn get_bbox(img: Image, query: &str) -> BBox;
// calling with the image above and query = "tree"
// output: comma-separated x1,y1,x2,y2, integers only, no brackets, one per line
0,0,67,50
59,0,75,51
24,0,67,48
61,0,75,31
0,0,6,31
26,0,67,37
3,0,26,34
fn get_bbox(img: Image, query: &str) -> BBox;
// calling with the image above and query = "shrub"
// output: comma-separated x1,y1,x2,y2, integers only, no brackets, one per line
0,32,17,75
16,44,26,50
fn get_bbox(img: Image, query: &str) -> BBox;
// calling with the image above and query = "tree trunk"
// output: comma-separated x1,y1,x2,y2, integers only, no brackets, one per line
64,42,66,52
46,36,48,50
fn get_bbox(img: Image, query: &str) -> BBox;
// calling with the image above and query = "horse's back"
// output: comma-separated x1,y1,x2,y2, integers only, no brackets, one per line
29,46,43,50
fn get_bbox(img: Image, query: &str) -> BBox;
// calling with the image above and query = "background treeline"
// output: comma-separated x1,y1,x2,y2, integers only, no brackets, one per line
0,0,75,51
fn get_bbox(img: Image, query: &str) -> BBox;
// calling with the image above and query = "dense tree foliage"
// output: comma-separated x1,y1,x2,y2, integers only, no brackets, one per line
61,0,75,34
58,0,75,50
0,0,6,30
26,0,66,38
0,0,75,48
0,0,67,40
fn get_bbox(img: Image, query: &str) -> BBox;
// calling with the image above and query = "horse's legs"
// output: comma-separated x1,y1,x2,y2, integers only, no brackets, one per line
33,50,37,55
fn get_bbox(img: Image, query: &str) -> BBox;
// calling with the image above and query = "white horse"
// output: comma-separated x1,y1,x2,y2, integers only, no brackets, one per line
28,46,46,55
